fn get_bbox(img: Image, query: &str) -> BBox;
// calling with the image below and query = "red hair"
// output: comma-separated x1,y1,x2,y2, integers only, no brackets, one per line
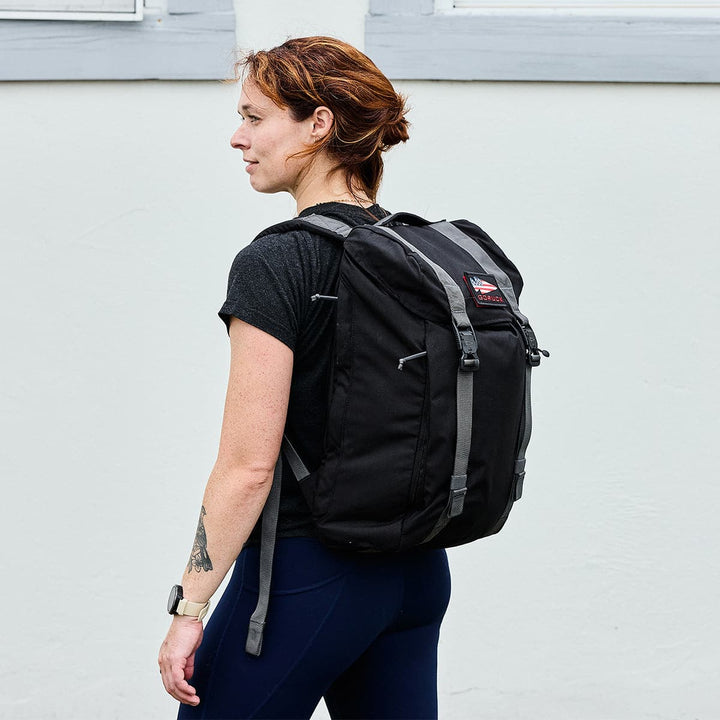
235,36,409,202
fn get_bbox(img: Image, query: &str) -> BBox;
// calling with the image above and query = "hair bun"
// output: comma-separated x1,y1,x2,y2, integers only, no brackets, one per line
382,96,410,147
383,116,410,147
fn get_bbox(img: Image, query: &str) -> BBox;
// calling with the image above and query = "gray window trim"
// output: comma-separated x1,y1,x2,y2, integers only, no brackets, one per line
0,0,236,81
0,0,143,22
365,0,720,83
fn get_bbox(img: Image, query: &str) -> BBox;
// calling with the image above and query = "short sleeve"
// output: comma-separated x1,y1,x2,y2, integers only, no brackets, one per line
218,232,313,351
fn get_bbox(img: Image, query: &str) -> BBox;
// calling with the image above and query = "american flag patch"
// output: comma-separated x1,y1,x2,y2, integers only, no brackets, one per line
463,272,507,307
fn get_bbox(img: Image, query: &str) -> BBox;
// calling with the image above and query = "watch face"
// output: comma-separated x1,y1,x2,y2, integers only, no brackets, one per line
167,584,183,614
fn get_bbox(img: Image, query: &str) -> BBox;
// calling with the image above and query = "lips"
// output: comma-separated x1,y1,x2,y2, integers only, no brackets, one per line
244,160,258,174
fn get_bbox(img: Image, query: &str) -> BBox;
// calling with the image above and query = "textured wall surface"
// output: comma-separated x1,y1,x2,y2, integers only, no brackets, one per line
1,1,719,718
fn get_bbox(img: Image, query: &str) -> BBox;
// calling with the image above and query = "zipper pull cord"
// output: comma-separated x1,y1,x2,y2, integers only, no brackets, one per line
397,351,428,371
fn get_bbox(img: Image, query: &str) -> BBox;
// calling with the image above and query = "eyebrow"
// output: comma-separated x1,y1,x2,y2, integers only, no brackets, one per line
239,104,260,115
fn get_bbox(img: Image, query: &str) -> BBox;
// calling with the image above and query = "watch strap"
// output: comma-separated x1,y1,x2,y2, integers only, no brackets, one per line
176,598,210,621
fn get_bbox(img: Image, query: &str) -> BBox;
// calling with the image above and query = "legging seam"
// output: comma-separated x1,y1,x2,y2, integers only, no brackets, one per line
249,573,351,719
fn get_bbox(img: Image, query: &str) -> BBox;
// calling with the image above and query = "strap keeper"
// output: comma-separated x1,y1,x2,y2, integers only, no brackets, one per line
448,474,468,517
245,619,266,657
513,457,526,500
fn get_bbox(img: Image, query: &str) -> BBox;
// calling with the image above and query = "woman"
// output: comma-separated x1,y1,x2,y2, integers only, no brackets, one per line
158,36,451,719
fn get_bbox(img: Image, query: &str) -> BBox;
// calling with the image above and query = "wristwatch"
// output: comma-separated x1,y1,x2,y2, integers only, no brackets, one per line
167,584,211,621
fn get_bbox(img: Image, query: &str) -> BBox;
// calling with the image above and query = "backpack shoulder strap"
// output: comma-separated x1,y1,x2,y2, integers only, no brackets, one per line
254,214,354,242
244,454,283,656
244,436,311,656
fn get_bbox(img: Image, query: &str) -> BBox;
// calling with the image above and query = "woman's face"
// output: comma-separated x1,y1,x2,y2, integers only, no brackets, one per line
230,80,315,196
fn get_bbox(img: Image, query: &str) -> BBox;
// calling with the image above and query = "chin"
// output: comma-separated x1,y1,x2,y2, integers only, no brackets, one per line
249,176,288,196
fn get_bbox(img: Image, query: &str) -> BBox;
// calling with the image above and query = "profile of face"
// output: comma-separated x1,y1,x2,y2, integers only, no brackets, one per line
230,80,330,197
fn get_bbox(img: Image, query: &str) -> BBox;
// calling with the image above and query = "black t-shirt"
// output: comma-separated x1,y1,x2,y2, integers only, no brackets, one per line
219,202,390,541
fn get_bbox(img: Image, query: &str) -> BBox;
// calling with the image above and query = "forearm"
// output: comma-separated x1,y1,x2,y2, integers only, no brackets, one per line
180,462,274,603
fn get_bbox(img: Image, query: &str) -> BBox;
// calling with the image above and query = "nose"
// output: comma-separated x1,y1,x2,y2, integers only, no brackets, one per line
230,125,247,150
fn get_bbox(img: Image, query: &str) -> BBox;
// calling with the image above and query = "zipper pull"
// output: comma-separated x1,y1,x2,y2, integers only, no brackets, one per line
310,294,338,302
397,351,428,371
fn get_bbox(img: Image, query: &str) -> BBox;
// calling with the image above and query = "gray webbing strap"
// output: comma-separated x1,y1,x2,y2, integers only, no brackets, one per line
298,213,354,237
423,373,473,543
376,225,474,529
245,456,283,657
431,220,528,326
453,371,474,486
281,436,310,482
514,365,533,501
433,220,539,500
428,370,474,537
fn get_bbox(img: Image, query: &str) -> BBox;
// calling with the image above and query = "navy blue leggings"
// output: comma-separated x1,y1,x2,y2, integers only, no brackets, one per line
177,537,451,719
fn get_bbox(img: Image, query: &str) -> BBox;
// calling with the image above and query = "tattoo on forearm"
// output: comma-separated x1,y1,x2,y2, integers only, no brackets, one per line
186,505,213,573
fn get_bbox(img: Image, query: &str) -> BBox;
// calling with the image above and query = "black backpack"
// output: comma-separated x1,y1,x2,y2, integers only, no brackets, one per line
245,212,548,655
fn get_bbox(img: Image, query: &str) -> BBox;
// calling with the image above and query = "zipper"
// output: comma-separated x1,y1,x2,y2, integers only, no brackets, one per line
408,350,430,508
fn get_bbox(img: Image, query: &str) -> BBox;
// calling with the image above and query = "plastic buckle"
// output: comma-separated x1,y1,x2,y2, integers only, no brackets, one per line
527,347,549,366
527,349,542,367
455,326,480,372
521,324,549,367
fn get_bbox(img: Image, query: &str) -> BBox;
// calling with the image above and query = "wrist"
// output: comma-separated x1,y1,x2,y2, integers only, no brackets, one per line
167,584,211,621
172,612,204,625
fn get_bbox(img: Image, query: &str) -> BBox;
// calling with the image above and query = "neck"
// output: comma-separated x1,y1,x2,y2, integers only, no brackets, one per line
292,162,373,214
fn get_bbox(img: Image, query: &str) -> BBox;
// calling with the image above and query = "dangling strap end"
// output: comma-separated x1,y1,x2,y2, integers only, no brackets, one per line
245,618,266,657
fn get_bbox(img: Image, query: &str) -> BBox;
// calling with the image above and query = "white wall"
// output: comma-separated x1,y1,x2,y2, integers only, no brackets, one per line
1,1,719,718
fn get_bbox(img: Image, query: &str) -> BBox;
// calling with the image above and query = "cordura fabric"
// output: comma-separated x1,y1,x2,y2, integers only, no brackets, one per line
260,212,544,552
177,537,450,720
245,212,546,655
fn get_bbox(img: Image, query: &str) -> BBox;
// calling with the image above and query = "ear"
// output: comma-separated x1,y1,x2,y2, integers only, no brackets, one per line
310,106,334,142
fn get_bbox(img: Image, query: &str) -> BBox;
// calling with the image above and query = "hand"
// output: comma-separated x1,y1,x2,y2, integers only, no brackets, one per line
158,615,205,706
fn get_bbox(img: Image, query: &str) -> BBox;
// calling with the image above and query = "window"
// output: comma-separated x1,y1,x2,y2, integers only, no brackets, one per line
0,1,142,22
365,0,720,82
0,0,235,80
453,0,720,8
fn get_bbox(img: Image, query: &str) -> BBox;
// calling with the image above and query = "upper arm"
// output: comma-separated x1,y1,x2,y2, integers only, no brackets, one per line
215,316,294,473
218,232,315,351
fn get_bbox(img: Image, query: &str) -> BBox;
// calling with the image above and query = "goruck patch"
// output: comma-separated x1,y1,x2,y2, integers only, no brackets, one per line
463,271,507,307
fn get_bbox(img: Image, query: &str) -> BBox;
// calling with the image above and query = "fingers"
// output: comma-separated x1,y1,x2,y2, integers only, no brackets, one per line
159,617,205,705
159,657,200,706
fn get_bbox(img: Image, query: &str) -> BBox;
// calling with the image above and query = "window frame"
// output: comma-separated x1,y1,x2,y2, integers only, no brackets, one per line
0,0,236,81
0,0,142,22
365,0,720,82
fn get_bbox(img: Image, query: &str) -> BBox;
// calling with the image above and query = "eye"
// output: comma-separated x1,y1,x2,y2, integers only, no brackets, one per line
240,114,260,124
